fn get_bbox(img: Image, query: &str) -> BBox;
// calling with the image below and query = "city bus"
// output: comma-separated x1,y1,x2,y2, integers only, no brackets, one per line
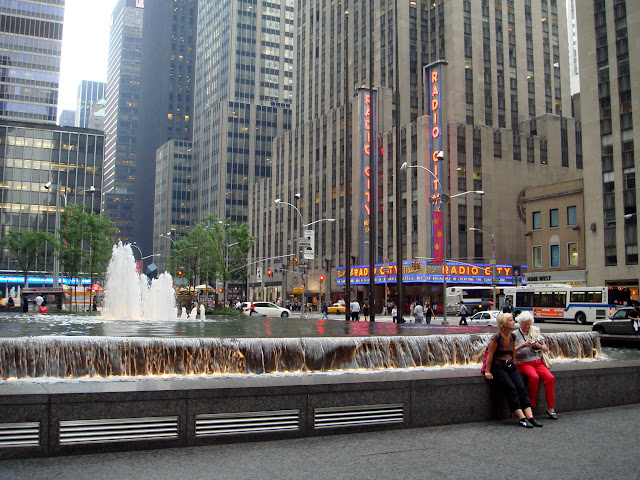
502,285,612,324
446,286,496,315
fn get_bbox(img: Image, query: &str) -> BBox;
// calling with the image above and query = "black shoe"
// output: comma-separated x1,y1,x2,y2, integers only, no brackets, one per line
519,418,534,428
528,417,543,427
546,410,558,420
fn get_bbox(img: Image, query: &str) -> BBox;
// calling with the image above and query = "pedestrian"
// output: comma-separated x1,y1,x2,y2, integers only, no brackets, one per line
502,298,514,314
22,295,29,313
630,305,640,336
391,305,398,323
483,313,542,428
7,296,14,307
321,301,329,320
413,301,424,324
350,299,360,321
409,301,416,318
363,302,370,322
35,295,44,307
425,303,434,324
92,296,98,312
458,301,468,325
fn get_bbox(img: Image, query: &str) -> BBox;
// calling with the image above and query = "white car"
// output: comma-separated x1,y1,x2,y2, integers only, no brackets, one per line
243,301,291,318
466,310,500,326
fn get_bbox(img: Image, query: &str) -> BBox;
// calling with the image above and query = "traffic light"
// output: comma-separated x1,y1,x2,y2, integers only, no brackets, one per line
319,275,324,283
289,258,294,266
294,257,299,266
178,270,183,276
267,269,273,277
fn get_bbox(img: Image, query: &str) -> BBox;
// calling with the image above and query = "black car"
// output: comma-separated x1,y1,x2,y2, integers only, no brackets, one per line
592,307,638,335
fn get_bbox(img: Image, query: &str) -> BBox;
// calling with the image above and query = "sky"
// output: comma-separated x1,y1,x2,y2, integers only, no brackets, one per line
57,0,119,115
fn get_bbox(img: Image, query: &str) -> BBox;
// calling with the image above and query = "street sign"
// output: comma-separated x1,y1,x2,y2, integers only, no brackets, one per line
299,237,311,247
256,267,263,282
302,229,315,259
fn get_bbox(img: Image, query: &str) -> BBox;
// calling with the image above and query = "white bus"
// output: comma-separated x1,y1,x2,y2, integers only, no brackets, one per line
446,286,496,315
502,285,612,324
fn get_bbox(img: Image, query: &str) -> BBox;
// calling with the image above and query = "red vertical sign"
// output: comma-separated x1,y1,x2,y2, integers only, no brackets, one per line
136,261,142,275
433,211,444,264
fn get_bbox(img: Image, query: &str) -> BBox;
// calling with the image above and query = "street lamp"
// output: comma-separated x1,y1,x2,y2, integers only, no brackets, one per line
130,243,143,260
44,182,66,287
275,197,305,316
225,242,240,306
469,227,497,308
303,218,335,228
624,213,637,220
159,233,175,246
400,160,484,325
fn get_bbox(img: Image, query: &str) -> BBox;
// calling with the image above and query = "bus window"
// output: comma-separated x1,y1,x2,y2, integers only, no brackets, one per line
570,291,603,303
553,292,567,308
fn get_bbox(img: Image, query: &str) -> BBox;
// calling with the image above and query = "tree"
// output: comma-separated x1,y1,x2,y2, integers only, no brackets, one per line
84,211,116,286
60,204,87,309
0,230,57,287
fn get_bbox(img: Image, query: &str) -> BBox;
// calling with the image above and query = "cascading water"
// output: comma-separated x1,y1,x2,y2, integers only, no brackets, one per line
101,242,177,321
0,332,601,380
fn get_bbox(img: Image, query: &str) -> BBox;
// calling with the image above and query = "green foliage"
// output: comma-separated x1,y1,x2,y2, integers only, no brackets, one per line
0,230,57,286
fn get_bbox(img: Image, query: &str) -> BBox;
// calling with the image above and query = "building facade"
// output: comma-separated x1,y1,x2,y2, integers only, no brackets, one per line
248,0,581,305
0,120,104,273
153,140,193,272
565,0,580,95
58,109,75,127
0,0,64,123
75,80,105,128
137,0,198,259
577,0,638,294
522,178,586,285
102,0,144,242
192,0,294,225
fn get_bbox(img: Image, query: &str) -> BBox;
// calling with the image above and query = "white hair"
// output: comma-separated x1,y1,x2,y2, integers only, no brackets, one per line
516,310,534,324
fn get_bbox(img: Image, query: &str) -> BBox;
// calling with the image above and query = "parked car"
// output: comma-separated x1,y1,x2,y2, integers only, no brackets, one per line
327,301,346,314
466,310,500,326
592,307,636,335
242,302,291,318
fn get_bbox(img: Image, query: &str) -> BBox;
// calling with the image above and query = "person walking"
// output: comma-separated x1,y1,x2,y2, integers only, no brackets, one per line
363,302,370,322
413,301,425,324
350,299,360,321
391,304,398,323
321,301,329,320
458,301,469,325
425,303,434,325
502,298,514,314
630,305,640,336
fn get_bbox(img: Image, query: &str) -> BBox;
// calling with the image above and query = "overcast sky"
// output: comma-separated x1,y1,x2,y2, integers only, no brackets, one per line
58,0,119,114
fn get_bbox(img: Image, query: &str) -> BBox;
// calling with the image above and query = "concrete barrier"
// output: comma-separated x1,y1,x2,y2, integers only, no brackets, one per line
0,360,638,459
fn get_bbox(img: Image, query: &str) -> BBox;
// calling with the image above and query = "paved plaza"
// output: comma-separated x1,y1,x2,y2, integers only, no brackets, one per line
0,404,638,480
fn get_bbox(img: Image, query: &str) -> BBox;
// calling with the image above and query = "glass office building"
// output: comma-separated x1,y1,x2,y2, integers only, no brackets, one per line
0,120,104,273
0,0,64,123
75,80,105,128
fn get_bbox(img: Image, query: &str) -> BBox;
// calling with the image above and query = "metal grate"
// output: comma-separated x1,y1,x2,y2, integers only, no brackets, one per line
0,422,40,447
314,404,404,429
195,410,300,437
59,416,178,445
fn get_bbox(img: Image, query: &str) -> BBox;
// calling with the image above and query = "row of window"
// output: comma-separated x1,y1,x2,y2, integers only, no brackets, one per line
532,206,577,230
532,242,578,269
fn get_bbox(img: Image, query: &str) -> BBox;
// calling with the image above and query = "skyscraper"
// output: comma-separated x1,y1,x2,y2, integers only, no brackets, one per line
565,0,580,95
58,109,75,127
75,80,105,128
0,0,64,123
248,0,582,303
578,0,638,290
138,0,198,257
102,0,144,242
192,0,294,224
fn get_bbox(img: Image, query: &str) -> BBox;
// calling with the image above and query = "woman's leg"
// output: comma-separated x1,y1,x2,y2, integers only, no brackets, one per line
535,364,556,409
517,362,540,407
505,363,531,413
492,364,523,413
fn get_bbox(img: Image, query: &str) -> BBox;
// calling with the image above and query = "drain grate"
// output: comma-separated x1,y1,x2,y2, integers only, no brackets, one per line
195,409,300,437
314,404,404,429
59,416,179,445
0,422,40,448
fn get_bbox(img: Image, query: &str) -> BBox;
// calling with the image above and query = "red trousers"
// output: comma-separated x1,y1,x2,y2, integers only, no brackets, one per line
516,358,555,408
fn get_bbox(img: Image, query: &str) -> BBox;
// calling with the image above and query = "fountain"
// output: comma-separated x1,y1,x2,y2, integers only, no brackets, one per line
102,242,176,321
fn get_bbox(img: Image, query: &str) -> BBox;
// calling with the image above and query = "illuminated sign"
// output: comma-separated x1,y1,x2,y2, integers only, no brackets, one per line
429,65,443,204
0,276,91,285
336,262,514,285
359,89,377,260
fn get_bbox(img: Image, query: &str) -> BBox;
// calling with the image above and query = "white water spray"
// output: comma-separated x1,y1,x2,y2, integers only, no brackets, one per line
102,242,177,320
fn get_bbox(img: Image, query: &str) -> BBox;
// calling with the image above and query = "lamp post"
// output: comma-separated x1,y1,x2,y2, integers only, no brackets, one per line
400,161,484,325
44,182,66,287
469,227,497,308
344,8,352,323
225,242,239,306
275,197,305,317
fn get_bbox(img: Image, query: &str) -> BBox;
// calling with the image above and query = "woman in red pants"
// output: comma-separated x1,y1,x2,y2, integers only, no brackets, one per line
514,311,558,420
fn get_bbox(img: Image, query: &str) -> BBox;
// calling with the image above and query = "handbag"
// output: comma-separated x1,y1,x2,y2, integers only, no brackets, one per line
541,351,552,369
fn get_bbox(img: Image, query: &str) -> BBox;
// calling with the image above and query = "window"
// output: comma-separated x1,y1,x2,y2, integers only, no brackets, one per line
533,211,541,230
533,245,542,268
567,206,577,225
568,242,578,266
550,208,559,228
550,244,560,267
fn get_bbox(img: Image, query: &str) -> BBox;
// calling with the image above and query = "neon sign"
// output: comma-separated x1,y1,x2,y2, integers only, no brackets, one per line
361,90,376,228
429,66,443,204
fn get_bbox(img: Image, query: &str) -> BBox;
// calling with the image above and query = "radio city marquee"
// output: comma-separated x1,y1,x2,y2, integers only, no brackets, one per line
336,262,514,285
359,89,377,261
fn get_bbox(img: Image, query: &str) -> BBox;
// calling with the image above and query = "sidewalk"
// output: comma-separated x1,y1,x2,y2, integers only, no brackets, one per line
1,404,637,480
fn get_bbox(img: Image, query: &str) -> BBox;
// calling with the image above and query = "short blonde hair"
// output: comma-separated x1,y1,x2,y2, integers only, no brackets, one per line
497,312,513,330
516,310,534,325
